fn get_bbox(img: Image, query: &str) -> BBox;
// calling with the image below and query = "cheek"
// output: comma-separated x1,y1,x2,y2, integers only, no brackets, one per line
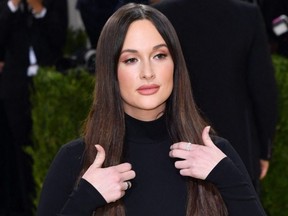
117,69,134,96
164,64,174,90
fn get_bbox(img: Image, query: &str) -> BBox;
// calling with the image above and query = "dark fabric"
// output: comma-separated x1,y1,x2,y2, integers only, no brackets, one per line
122,114,187,216
153,0,278,188
37,114,266,215
37,138,107,216
260,0,288,56
76,0,150,48
0,0,68,214
0,98,34,215
76,0,119,48
0,0,68,98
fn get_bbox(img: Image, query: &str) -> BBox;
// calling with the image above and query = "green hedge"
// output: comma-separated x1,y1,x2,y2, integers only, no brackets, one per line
26,67,94,209
28,55,288,215
261,55,288,216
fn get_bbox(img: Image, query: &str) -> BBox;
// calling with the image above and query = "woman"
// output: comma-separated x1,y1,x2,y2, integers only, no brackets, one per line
37,3,266,216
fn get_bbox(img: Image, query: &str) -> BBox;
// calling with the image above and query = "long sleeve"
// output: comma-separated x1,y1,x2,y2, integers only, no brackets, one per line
37,139,107,216
207,137,267,215
59,179,107,215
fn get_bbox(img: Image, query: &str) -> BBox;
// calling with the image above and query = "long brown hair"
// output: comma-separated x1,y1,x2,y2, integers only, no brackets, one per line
82,3,228,216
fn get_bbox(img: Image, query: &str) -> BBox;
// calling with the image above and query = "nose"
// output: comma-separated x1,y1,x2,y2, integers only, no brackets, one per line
140,61,155,80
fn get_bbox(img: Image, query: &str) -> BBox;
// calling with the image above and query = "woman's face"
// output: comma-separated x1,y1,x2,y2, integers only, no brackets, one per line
118,19,174,121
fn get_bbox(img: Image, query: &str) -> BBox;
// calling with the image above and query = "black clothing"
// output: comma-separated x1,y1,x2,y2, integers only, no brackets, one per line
37,114,265,215
76,0,150,48
0,0,68,214
76,0,119,48
0,0,68,98
153,0,278,191
261,0,288,56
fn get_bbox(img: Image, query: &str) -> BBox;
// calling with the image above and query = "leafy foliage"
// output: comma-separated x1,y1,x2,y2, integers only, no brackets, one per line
26,67,94,208
261,55,288,216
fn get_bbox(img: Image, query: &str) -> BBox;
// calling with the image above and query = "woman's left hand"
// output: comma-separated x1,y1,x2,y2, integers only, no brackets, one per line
169,126,226,180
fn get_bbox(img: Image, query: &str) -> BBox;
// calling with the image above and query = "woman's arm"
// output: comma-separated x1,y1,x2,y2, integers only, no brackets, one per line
37,140,136,215
169,126,266,215
206,138,266,215
37,140,107,216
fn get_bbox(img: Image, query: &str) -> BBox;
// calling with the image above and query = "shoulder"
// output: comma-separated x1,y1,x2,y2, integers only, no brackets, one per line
208,136,250,181
228,0,263,24
211,136,243,164
58,138,85,160
49,138,85,170
211,135,251,176
46,138,85,179
211,136,232,153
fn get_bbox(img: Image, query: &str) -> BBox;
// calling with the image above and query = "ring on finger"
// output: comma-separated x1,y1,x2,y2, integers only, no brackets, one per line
125,181,132,190
186,142,192,151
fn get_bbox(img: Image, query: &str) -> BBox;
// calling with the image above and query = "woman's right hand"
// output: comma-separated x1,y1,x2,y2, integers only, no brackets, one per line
82,145,136,203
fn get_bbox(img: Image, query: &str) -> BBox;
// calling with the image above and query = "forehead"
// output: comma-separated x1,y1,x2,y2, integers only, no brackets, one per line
122,19,165,48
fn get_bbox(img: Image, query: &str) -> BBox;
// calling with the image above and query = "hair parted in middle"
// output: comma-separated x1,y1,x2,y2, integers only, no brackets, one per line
82,3,228,216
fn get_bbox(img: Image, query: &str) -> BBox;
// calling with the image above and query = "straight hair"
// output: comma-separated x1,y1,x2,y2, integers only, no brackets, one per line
82,3,228,216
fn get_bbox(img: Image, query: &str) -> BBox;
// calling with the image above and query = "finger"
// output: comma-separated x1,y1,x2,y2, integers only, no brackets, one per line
121,170,136,182
170,142,181,150
175,160,190,169
169,149,191,159
114,162,133,173
93,145,106,168
260,169,267,180
259,160,269,180
179,168,192,177
202,126,214,147
170,142,194,150
123,181,132,190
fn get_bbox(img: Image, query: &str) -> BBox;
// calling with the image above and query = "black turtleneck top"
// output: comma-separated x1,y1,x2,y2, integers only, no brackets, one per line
37,114,266,216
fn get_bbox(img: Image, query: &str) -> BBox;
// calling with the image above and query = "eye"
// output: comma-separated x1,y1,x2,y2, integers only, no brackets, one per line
154,53,167,60
123,58,138,64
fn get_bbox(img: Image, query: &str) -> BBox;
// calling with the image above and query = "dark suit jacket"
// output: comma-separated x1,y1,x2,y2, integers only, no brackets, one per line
0,0,67,99
153,0,278,182
76,0,150,48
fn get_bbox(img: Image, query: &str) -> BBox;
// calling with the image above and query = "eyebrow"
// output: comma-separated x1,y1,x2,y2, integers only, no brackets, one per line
120,43,168,54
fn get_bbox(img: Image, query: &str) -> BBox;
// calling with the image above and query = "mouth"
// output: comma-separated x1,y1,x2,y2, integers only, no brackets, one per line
137,84,160,95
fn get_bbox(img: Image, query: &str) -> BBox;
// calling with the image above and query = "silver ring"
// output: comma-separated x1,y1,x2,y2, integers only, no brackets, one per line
126,181,132,190
186,142,192,151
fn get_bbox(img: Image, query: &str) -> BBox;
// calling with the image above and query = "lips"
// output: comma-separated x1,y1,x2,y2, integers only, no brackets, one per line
137,84,160,95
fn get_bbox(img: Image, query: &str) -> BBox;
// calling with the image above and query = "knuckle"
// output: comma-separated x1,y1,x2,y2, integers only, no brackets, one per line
113,175,121,183
115,184,122,191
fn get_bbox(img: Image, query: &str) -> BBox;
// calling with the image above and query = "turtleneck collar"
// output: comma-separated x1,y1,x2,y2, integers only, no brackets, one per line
124,113,170,144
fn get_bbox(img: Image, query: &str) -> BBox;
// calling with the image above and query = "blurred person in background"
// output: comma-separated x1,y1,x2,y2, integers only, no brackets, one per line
240,0,288,56
0,0,67,215
260,0,288,57
153,0,278,195
72,0,159,74
76,0,159,49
